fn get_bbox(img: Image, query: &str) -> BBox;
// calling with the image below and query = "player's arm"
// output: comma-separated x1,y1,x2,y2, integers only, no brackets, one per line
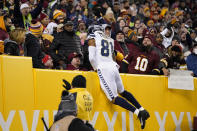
88,39,97,71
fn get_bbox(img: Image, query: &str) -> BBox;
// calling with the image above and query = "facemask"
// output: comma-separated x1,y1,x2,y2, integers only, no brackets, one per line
193,48,197,54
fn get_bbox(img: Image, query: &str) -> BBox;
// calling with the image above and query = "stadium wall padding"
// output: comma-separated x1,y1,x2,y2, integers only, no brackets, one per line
0,55,197,131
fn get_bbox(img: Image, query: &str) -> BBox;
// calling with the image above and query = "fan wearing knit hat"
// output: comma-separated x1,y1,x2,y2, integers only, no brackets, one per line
25,24,46,68
127,29,138,42
39,12,49,30
17,0,44,29
19,3,31,29
121,34,162,75
42,55,53,69
20,3,30,17
29,20,43,37
147,20,154,28
40,34,54,54
43,10,65,35
53,9,65,21
140,35,154,52
142,7,150,25
166,45,186,70
104,7,116,24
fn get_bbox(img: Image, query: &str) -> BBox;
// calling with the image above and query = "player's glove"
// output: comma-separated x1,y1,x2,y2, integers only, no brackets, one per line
62,79,71,90
114,50,124,61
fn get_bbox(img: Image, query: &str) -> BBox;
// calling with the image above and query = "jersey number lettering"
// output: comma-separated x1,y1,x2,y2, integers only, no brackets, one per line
134,57,148,71
101,39,113,56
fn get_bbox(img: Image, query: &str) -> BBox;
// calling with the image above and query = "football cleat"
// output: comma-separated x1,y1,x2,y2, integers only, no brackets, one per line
138,110,150,129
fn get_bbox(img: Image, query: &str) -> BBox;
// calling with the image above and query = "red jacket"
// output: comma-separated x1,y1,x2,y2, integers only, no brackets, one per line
66,64,87,71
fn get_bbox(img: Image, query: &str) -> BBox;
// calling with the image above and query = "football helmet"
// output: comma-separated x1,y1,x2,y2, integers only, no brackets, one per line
87,24,104,35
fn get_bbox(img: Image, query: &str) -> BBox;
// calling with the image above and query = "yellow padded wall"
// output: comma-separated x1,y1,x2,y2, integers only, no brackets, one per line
0,56,197,131
0,55,34,131
123,74,197,131
0,56,3,115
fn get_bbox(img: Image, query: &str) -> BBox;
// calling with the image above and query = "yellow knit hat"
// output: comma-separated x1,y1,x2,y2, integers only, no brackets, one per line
171,18,177,24
42,34,54,43
127,29,137,40
144,7,150,12
147,20,154,27
176,11,183,17
53,9,64,19
160,8,168,17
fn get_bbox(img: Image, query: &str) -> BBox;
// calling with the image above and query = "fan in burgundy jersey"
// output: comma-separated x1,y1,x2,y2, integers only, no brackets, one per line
121,35,161,75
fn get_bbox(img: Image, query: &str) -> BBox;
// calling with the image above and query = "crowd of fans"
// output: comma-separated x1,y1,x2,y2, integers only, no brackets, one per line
0,0,197,77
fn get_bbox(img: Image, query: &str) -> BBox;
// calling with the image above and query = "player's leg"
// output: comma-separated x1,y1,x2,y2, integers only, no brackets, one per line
97,68,137,113
114,69,150,129
114,69,142,109
113,96,149,129
113,96,136,113
97,68,116,101
119,90,150,129
120,91,142,109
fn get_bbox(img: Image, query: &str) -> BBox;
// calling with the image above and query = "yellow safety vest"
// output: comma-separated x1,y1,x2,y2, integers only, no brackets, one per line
69,88,93,121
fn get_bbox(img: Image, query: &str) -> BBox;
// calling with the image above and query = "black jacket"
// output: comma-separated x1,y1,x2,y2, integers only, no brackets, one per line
25,33,45,68
49,30,82,63
4,39,20,56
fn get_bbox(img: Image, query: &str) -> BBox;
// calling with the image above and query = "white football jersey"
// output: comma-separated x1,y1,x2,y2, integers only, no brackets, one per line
91,31,117,68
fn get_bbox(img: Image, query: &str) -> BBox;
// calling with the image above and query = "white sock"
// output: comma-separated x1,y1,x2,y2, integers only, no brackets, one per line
134,109,139,116
139,107,144,111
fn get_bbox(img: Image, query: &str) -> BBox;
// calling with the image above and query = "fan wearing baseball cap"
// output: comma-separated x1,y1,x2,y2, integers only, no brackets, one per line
66,52,87,71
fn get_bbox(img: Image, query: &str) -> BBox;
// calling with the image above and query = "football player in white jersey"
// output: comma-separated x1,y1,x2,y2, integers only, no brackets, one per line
87,25,150,129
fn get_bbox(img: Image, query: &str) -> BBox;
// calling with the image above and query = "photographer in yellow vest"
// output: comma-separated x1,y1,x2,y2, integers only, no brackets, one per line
62,75,93,122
